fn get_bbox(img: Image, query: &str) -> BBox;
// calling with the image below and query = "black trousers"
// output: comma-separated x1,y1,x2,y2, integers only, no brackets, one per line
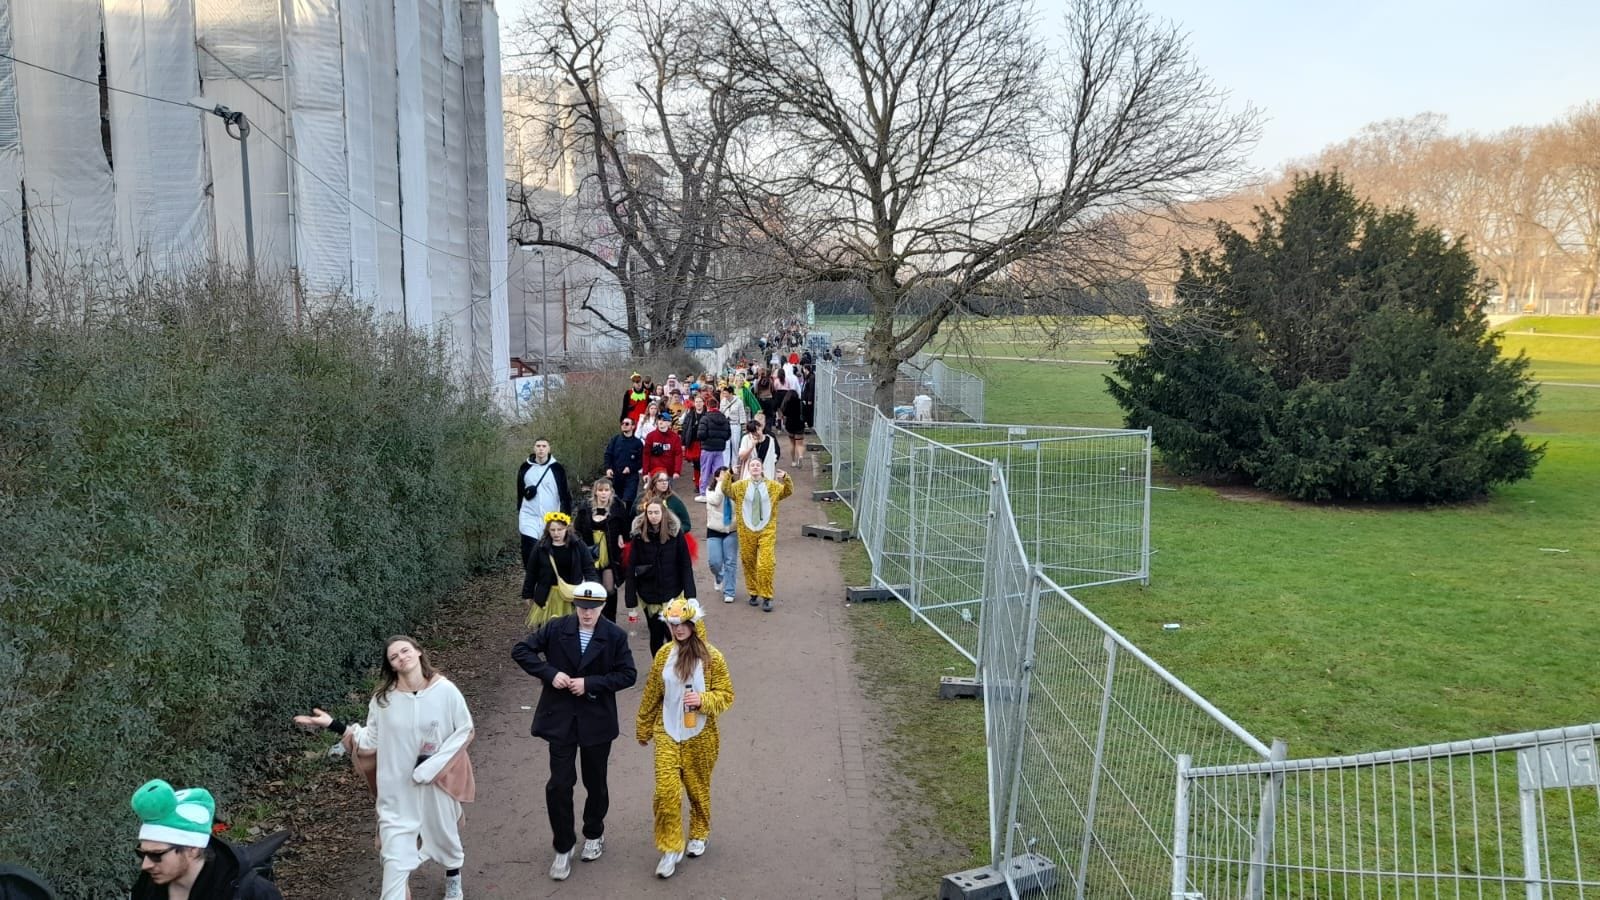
546,741,613,853
520,534,538,599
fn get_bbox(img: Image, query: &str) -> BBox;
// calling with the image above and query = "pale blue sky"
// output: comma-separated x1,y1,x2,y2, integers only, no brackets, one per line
496,0,1600,172
1132,0,1600,171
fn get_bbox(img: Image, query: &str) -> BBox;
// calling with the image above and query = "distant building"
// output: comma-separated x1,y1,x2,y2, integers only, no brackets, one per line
503,75,640,365
0,0,510,388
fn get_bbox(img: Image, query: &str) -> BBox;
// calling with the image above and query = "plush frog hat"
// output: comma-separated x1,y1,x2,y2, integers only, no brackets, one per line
131,779,215,848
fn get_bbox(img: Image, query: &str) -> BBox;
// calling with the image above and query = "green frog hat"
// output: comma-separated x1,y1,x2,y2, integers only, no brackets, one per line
131,779,215,848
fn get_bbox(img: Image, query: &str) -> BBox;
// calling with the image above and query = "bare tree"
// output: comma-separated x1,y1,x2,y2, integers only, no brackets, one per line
716,0,1257,411
505,0,768,354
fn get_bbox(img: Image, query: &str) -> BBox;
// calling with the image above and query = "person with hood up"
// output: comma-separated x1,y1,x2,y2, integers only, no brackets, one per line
717,458,793,613
294,636,474,900
624,498,698,657
635,597,734,879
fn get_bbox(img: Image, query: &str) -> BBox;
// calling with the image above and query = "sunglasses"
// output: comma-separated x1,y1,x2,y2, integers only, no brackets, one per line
135,845,186,864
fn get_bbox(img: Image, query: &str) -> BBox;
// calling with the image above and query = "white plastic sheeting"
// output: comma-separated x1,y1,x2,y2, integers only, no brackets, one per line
286,0,351,294
10,0,116,267
0,5,27,275
0,0,509,389
104,0,210,274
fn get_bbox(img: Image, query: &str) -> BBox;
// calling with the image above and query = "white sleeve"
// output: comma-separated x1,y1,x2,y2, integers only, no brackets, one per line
347,696,381,752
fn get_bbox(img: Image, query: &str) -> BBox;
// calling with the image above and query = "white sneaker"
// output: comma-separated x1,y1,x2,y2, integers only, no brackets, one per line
443,873,464,899
580,836,604,861
693,493,707,501
686,837,707,858
723,594,734,603
549,850,572,881
655,850,683,878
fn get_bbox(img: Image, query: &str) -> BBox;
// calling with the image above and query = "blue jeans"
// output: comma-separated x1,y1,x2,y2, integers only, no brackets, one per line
707,530,738,599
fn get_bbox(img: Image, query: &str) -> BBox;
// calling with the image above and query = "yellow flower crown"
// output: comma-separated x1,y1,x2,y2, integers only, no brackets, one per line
543,511,573,527
660,596,704,625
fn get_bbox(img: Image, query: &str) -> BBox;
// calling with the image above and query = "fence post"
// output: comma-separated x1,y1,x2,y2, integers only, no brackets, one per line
1246,738,1289,899
1075,633,1119,900
1520,787,1543,900
1000,569,1043,873
1141,427,1154,585
1172,754,1192,900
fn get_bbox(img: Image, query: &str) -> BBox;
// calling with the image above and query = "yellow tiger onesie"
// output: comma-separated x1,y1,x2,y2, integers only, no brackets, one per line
636,598,734,872
717,467,793,603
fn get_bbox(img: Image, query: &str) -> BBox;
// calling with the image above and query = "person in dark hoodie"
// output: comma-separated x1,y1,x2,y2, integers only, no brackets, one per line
524,512,598,628
624,498,698,657
130,780,285,900
603,417,645,510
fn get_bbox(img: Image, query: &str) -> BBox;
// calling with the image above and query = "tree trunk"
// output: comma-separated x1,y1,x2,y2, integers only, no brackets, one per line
866,269,900,416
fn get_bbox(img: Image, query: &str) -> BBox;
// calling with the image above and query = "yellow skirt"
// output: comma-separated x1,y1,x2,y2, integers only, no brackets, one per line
527,579,578,627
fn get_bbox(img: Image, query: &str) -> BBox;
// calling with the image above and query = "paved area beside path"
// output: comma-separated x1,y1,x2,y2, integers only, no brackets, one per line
319,462,890,899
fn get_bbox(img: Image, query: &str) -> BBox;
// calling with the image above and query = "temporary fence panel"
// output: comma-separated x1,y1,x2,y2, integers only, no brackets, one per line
0,8,27,275
10,0,117,267
104,0,211,275
910,424,1152,590
1000,573,1274,899
981,471,1040,864
1180,723,1600,899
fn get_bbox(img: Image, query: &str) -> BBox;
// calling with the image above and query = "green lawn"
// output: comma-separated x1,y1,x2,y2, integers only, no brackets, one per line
965,328,1600,756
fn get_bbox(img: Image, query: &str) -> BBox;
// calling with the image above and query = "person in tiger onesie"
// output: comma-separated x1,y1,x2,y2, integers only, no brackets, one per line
635,597,734,879
716,457,793,613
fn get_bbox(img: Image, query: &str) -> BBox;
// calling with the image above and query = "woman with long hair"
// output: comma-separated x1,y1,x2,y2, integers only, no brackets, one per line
777,367,806,463
635,598,734,879
680,392,706,496
524,512,598,627
624,499,698,657
574,478,629,620
638,468,692,531
295,637,475,900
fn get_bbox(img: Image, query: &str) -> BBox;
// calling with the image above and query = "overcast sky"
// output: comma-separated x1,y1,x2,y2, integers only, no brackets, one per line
495,0,1600,173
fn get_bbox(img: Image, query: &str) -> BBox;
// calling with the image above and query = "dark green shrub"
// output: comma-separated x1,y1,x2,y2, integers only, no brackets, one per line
1108,172,1542,502
0,270,512,894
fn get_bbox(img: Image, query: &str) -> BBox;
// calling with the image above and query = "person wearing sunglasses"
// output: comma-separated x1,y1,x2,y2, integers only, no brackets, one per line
130,779,284,899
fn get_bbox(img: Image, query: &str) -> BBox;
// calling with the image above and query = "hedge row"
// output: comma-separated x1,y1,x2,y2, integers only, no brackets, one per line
0,272,510,894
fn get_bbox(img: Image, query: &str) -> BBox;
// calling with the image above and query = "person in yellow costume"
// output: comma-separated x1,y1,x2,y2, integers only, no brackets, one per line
717,457,793,612
636,597,734,879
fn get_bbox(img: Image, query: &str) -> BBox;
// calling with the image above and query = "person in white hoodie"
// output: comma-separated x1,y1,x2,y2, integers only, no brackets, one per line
518,439,573,586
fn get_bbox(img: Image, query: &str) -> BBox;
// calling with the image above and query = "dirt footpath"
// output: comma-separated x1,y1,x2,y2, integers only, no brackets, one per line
311,468,889,899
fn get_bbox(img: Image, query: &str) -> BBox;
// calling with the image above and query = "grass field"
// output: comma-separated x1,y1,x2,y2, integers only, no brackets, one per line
831,313,1600,894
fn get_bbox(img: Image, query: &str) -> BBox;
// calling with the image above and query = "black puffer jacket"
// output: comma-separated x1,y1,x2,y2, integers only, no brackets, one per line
624,514,697,608
696,408,732,452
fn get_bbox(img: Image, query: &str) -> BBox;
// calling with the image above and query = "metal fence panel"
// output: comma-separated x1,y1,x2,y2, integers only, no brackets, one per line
1183,723,1600,899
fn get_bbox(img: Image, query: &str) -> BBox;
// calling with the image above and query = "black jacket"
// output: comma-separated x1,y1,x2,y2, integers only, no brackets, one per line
515,456,572,514
525,538,599,603
624,530,697,609
513,615,637,746
602,434,644,479
574,497,628,572
131,835,287,900
695,409,732,452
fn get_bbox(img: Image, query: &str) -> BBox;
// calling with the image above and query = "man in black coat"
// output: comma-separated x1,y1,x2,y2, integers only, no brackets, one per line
602,418,645,509
512,582,638,882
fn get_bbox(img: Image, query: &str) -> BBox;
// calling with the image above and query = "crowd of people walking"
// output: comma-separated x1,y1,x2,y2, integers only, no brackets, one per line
105,322,828,899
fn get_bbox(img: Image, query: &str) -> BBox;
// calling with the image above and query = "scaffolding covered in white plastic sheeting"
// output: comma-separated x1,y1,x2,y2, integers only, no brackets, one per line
0,0,510,390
